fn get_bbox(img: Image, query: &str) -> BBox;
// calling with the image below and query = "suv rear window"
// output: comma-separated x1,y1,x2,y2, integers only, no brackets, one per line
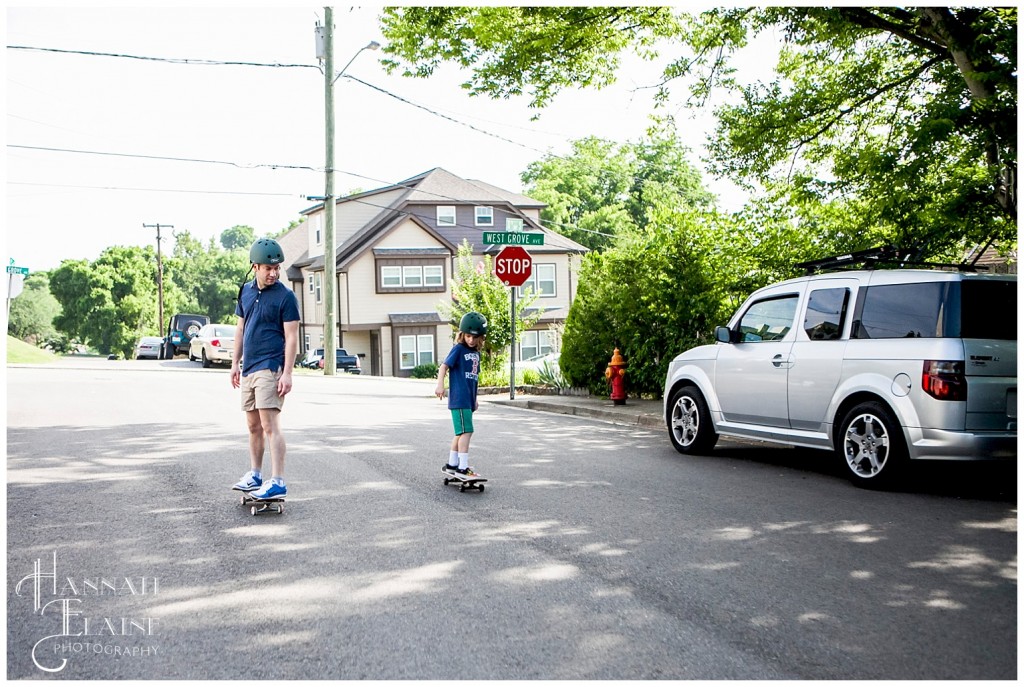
852,279,1017,340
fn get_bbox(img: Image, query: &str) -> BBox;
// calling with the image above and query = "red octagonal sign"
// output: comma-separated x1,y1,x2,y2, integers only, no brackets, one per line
494,246,533,287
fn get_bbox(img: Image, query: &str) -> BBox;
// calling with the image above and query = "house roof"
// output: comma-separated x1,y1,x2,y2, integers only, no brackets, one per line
297,167,588,272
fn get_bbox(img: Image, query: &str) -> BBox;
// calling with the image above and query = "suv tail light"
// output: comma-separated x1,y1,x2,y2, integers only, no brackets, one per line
922,360,967,401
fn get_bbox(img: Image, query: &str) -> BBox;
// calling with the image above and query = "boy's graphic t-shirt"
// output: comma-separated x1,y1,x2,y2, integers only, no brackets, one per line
444,343,481,410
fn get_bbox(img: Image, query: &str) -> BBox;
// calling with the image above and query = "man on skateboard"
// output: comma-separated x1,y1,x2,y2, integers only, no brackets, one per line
230,238,300,501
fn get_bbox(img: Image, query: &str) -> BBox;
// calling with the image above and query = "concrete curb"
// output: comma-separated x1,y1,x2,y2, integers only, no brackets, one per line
487,398,665,430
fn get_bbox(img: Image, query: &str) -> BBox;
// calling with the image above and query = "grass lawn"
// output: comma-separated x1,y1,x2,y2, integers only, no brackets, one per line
7,335,59,364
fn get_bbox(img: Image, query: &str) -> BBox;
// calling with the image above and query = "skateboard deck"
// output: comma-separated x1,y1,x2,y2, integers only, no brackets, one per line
232,486,285,516
442,467,487,493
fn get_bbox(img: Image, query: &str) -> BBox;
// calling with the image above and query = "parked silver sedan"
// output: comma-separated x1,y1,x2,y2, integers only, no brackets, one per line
188,323,236,368
134,336,164,360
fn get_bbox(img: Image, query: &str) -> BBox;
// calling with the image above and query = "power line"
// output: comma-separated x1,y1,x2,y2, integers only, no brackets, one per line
6,45,320,70
8,181,298,197
7,144,321,172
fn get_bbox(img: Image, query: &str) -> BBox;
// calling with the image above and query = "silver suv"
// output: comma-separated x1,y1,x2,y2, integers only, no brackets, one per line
664,268,1017,487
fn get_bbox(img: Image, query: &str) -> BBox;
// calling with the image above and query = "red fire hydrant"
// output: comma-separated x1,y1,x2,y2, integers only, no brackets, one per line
605,348,627,405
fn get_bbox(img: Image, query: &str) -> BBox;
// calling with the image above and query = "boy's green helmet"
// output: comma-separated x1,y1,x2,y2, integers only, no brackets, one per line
249,238,285,265
459,311,488,336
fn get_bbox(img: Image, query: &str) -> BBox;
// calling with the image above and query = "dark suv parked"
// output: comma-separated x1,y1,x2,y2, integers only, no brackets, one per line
164,313,210,359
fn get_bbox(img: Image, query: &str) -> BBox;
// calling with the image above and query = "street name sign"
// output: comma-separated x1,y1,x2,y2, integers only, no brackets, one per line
6,266,29,276
483,231,544,246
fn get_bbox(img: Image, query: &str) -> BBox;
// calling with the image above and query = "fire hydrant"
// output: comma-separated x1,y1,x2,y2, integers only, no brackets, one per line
605,348,627,405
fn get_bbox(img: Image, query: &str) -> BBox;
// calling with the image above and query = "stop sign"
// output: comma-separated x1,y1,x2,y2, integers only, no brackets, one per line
494,246,533,287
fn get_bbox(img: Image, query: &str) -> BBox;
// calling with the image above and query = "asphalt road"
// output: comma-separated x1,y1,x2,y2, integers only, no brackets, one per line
6,359,1017,679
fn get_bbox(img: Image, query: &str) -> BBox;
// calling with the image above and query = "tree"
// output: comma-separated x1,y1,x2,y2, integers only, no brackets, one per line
438,241,541,376
380,7,1016,257
49,246,158,358
220,225,255,251
163,231,251,323
7,272,61,345
521,118,714,251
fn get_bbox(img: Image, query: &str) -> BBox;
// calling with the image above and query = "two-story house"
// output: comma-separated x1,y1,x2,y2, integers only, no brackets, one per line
280,168,588,376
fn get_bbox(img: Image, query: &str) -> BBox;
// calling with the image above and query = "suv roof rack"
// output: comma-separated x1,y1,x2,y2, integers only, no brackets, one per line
796,245,982,275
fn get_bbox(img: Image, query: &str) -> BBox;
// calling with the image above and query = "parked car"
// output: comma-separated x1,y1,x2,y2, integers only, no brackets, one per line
316,348,361,374
298,349,324,369
163,313,210,359
663,265,1017,488
134,336,164,360
516,352,559,372
188,323,236,368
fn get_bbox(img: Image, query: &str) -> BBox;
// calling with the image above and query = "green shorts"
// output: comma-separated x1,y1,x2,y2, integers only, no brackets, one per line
451,408,474,435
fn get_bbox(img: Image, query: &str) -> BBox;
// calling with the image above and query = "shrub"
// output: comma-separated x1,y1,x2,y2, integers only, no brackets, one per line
411,362,439,379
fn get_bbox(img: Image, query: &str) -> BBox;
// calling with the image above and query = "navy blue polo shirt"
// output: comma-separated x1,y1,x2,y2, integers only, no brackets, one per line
235,279,300,376
444,342,481,410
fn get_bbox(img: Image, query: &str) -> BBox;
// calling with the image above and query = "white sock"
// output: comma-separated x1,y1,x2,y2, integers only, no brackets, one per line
449,451,459,467
458,453,469,470
252,470,262,480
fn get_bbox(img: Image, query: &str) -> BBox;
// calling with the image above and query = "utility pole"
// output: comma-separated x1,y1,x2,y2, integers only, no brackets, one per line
316,11,379,376
143,223,172,353
321,7,338,375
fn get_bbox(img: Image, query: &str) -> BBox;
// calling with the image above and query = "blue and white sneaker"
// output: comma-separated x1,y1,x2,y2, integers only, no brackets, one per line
249,479,286,500
233,470,262,492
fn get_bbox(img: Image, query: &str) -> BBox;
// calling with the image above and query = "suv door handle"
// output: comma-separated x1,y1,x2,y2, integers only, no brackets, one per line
772,354,785,368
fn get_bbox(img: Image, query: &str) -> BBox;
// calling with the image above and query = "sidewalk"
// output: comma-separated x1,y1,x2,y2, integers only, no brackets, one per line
483,391,664,430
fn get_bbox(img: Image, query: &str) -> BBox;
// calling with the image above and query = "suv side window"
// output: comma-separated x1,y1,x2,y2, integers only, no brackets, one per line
852,282,956,338
804,288,850,340
738,295,799,342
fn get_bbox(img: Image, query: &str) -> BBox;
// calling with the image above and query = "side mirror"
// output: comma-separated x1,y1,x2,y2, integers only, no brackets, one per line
714,326,734,344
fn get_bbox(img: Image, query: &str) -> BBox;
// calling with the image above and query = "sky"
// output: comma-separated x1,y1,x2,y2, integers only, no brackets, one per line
5,5,774,276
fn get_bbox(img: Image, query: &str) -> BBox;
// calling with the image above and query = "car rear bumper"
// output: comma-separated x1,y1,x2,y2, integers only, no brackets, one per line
907,428,1018,461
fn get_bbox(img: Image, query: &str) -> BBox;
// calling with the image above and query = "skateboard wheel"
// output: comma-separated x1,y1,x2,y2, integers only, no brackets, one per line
278,504,284,514
444,479,450,485
478,484,485,492
240,494,246,505
250,505,258,516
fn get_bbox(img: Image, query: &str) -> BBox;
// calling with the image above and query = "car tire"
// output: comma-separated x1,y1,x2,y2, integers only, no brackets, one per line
667,386,718,454
837,401,907,489
163,342,175,359
183,320,203,338
202,350,211,368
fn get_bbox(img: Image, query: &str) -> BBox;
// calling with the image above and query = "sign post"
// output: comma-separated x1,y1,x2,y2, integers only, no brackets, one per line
494,246,533,400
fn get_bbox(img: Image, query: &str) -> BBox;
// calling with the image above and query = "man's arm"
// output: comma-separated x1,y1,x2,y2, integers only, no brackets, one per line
230,316,245,388
278,319,298,396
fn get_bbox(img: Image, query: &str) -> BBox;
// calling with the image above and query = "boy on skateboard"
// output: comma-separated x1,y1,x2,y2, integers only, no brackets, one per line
230,238,300,500
435,312,487,477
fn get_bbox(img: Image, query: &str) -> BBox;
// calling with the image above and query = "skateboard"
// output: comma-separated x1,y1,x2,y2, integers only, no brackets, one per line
232,486,285,516
442,467,487,493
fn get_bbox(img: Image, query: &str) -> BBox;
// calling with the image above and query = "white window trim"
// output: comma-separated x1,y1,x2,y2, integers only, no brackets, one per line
315,272,323,303
381,266,402,288
437,205,457,227
424,265,444,287
517,263,557,298
475,206,494,226
398,334,435,369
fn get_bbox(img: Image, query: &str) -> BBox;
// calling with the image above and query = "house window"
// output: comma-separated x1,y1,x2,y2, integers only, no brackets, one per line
424,265,443,287
518,263,556,297
519,330,553,360
506,217,524,231
380,263,444,290
475,206,494,226
437,206,457,227
314,272,322,303
304,333,311,352
381,266,402,287
307,275,314,294
399,334,435,369
403,266,423,287
312,214,322,245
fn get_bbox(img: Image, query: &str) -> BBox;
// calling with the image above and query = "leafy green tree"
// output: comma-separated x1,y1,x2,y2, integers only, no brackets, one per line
438,241,541,376
521,119,714,251
49,246,158,358
163,231,250,323
380,6,1016,257
7,272,61,344
220,225,255,251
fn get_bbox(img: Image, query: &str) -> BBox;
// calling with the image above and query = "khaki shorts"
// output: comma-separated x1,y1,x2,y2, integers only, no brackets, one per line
240,369,285,412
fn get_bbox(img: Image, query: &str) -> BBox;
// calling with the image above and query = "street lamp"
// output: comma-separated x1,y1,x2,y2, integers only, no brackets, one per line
318,8,379,375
